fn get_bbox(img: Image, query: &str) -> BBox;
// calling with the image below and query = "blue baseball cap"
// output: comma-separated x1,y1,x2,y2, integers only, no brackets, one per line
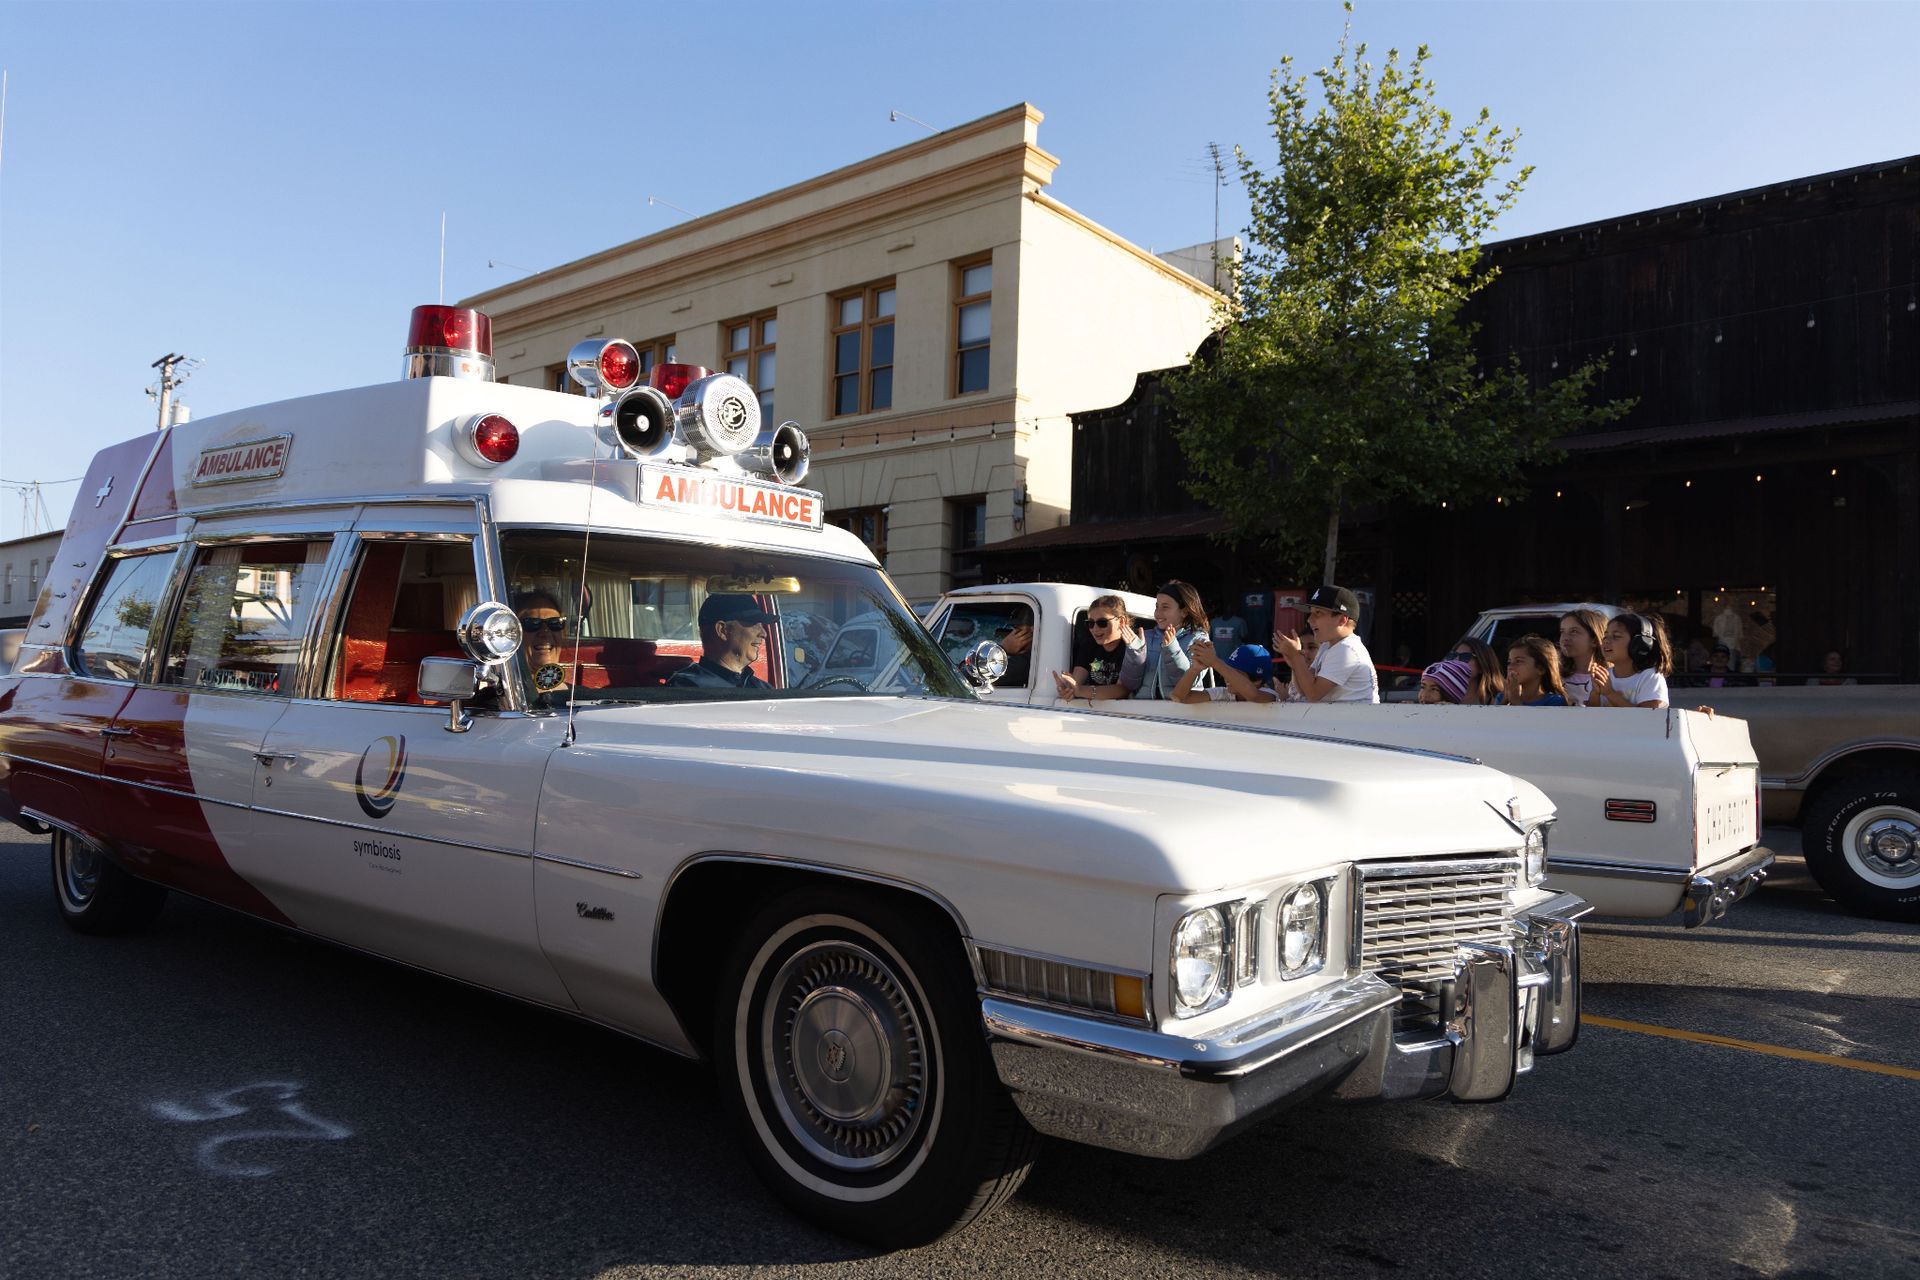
1226,644,1273,681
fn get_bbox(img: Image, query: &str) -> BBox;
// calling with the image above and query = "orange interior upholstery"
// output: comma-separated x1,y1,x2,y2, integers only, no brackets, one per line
336,546,461,704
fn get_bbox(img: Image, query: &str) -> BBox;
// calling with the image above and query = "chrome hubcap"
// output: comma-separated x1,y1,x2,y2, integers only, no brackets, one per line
764,941,927,1171
1852,809,1920,881
59,838,100,908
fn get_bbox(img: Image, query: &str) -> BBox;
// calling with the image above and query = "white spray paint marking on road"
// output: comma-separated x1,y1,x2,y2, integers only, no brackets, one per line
150,1081,352,1177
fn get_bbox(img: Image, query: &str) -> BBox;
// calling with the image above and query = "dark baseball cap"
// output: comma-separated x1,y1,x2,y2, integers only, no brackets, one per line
1306,585,1360,617
699,593,777,628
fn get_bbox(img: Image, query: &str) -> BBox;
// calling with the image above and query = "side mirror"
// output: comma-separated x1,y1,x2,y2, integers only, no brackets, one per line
418,656,482,733
959,640,1008,691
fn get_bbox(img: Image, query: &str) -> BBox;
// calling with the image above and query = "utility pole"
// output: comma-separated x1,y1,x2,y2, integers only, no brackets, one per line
150,353,187,431
1207,142,1227,292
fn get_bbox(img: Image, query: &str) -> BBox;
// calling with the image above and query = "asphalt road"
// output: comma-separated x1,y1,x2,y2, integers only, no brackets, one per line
3,823,1916,1280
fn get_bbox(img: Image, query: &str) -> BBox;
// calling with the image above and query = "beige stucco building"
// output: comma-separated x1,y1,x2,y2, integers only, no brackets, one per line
463,104,1222,599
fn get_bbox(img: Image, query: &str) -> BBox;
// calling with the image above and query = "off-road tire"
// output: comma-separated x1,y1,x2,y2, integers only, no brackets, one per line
1801,769,1920,923
50,829,168,935
713,886,1036,1247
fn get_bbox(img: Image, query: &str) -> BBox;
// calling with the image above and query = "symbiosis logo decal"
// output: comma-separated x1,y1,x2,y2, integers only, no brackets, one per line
354,735,409,819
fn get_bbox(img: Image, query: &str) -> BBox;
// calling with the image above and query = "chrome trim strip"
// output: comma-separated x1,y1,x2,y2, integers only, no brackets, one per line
105,433,174,547
1544,856,1692,884
249,803,534,859
1770,739,1920,790
1360,856,1522,880
532,851,642,880
18,806,100,850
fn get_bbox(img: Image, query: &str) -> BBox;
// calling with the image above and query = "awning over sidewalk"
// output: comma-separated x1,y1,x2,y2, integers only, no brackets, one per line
972,510,1231,557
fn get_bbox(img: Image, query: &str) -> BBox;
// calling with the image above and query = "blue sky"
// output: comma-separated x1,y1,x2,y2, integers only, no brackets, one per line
2,0,1916,539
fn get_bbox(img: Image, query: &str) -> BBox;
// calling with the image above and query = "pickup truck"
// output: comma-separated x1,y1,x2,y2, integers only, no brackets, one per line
1457,602,1920,922
930,583,1770,927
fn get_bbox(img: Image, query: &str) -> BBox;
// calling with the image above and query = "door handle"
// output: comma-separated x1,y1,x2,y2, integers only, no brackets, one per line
100,727,133,738
253,751,299,767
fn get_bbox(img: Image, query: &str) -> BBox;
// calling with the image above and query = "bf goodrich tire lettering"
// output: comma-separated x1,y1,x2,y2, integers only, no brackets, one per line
1801,769,1920,923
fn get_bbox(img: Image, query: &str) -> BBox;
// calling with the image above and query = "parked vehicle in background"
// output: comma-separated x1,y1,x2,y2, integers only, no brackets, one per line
934,584,1769,928
1668,685,1920,921
1456,603,1625,656
0,628,21,678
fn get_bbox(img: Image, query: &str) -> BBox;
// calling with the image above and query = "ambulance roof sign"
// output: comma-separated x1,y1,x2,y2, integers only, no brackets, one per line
193,435,293,486
638,463,823,530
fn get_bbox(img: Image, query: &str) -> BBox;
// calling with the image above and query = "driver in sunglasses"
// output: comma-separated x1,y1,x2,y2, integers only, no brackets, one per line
514,590,576,707
1052,594,1144,701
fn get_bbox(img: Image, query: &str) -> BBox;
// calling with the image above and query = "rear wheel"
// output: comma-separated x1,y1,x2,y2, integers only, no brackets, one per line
713,887,1035,1247
1801,770,1920,923
51,829,167,935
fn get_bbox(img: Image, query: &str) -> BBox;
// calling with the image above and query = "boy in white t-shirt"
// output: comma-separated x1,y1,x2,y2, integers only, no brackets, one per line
1274,585,1381,704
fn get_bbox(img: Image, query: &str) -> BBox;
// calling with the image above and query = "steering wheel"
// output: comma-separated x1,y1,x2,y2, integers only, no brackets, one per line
804,674,870,693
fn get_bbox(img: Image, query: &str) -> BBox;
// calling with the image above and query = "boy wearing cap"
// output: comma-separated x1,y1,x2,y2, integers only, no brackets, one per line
1172,638,1279,704
667,593,777,690
1273,585,1380,704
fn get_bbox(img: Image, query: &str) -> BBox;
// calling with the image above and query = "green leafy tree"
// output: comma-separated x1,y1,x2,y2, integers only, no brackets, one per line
1167,10,1629,581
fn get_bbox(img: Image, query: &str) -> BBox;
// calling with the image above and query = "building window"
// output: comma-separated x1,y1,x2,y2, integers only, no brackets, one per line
830,282,895,417
28,559,39,598
827,505,889,562
637,338,677,377
726,312,777,421
950,496,986,586
954,258,991,396
546,362,582,395
3,564,12,605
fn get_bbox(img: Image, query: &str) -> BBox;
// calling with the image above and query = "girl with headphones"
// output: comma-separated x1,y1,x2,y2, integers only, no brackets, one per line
1592,611,1674,708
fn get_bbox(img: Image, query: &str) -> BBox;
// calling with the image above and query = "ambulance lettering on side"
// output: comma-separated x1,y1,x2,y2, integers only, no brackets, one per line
0,303,1591,1249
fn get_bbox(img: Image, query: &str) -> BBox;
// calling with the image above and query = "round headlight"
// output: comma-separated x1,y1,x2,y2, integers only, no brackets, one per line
456,602,523,664
1279,881,1326,977
1171,907,1228,1014
1524,824,1549,886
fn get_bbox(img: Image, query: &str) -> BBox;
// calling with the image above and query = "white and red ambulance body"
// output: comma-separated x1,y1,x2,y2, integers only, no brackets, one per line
1,308,1589,1246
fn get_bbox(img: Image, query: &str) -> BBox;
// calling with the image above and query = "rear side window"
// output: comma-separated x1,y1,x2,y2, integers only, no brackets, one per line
73,553,176,681
162,541,332,696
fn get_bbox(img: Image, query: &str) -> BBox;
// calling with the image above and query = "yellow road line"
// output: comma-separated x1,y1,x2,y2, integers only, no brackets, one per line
1583,1014,1920,1081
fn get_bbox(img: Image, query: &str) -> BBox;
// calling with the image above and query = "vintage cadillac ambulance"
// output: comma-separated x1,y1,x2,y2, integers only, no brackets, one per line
0,308,1588,1245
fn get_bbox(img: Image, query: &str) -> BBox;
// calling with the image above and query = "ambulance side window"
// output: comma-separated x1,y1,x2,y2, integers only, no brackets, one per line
328,540,479,705
161,540,332,697
73,553,176,682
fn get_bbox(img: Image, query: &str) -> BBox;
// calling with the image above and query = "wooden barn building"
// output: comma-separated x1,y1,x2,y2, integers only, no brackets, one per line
973,153,1920,681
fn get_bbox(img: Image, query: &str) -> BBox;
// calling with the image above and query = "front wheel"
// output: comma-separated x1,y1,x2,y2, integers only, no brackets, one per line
1801,769,1920,922
714,888,1035,1247
51,829,168,935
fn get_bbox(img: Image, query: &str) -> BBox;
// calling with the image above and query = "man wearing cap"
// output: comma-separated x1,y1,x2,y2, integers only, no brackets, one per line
667,593,777,690
1273,585,1380,704
1172,638,1278,704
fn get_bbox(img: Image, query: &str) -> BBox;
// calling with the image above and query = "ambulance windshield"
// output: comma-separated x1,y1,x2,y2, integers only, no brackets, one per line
499,530,969,704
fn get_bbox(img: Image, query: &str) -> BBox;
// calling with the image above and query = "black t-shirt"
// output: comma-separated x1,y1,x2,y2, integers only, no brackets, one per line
1071,629,1131,686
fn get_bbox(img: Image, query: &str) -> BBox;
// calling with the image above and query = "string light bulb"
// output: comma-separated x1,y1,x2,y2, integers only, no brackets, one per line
1806,312,1817,328
1714,326,1723,344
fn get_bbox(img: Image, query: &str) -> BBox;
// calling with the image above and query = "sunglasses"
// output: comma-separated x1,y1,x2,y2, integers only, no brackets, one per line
519,615,570,633
1089,617,1122,631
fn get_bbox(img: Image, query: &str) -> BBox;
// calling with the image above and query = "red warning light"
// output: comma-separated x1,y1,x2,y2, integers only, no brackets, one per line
467,414,520,464
650,362,712,402
408,305,493,356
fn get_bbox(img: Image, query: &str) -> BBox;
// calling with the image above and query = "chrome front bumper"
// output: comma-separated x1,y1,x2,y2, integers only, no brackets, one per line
1682,846,1773,927
983,891,1590,1160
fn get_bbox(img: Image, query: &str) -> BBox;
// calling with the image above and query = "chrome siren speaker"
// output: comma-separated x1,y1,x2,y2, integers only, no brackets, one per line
610,385,678,458
674,374,762,458
736,421,811,485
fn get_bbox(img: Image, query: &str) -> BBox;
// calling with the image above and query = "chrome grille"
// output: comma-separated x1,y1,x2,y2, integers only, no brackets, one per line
1358,861,1518,991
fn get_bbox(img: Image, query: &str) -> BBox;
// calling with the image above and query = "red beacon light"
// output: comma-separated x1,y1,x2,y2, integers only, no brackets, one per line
405,305,495,382
455,413,520,466
649,362,713,402
566,338,642,396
